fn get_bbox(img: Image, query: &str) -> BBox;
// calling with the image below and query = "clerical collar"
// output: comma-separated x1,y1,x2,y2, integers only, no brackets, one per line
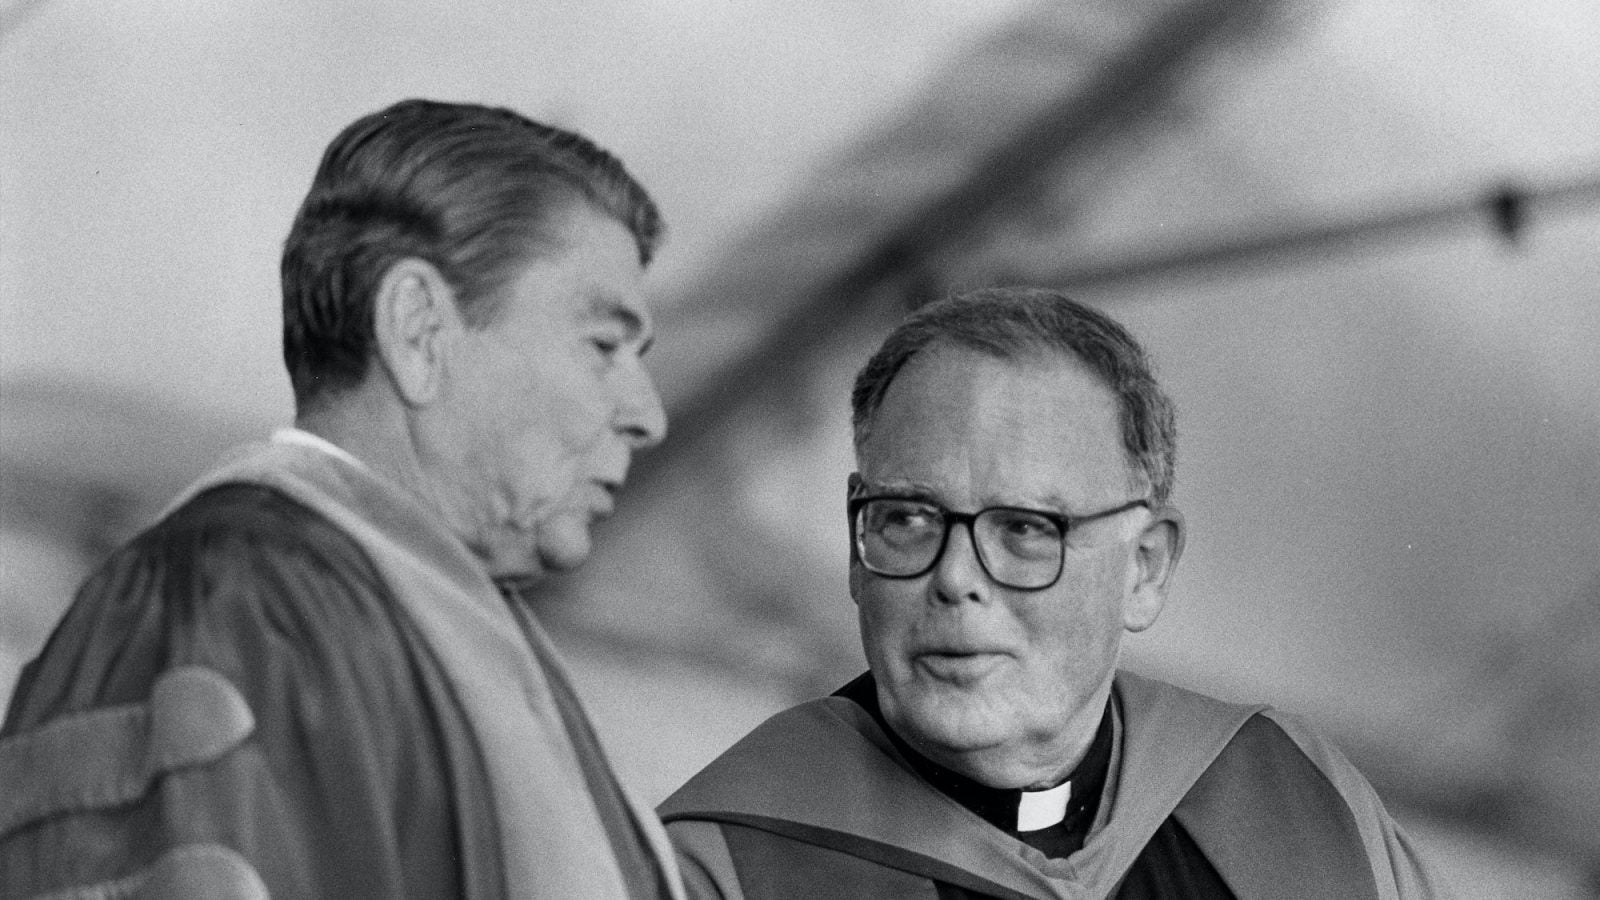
835,672,1113,837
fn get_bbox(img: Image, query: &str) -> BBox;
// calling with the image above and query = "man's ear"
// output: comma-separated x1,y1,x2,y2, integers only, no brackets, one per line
372,258,459,406
1123,505,1186,633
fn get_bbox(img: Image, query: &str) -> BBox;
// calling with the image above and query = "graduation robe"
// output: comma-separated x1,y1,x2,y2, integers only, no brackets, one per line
659,671,1440,900
0,437,684,900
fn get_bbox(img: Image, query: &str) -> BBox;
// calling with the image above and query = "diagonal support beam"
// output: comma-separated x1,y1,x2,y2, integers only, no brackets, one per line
648,0,1282,455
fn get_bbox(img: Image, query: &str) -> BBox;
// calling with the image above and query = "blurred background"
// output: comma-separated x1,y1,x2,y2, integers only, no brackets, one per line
3,0,1597,895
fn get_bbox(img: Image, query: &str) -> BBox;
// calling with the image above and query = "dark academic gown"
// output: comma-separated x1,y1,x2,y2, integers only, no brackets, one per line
659,672,1441,900
0,437,682,900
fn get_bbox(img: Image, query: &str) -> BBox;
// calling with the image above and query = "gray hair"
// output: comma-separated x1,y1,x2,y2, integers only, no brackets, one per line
850,287,1177,504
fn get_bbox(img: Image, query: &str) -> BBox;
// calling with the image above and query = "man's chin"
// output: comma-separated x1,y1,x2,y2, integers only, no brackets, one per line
891,683,1019,752
479,526,592,586
896,704,1038,786
533,527,594,574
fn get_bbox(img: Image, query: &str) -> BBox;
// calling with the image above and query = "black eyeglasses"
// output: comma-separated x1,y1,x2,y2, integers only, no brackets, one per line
849,495,1150,590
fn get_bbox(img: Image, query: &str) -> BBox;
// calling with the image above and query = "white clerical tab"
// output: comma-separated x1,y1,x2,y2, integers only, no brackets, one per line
1016,781,1071,832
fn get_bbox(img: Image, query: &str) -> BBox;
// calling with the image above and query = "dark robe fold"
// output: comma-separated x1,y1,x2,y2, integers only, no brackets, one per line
0,438,682,900
1,483,485,898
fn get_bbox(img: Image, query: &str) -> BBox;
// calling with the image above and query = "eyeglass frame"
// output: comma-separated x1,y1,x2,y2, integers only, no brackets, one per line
847,491,1151,591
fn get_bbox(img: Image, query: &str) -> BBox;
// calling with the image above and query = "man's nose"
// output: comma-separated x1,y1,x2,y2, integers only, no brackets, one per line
929,520,989,605
616,360,667,450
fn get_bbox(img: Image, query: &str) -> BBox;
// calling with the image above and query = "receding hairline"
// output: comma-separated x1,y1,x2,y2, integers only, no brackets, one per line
849,288,1177,507
853,336,1108,441
851,335,1157,502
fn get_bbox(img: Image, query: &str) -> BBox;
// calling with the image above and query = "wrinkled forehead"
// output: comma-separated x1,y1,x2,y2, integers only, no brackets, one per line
527,203,654,328
867,342,1112,436
856,345,1132,503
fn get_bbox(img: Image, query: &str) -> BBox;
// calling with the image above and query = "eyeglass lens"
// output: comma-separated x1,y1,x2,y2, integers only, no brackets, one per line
855,498,1064,589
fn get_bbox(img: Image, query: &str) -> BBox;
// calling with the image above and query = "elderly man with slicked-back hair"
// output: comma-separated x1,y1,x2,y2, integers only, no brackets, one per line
660,289,1441,899
1,100,684,900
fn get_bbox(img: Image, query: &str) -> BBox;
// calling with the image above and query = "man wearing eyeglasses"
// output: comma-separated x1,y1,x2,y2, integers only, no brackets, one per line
660,288,1438,899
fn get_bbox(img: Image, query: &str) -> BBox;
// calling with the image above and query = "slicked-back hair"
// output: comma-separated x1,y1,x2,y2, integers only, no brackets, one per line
281,98,663,410
851,287,1178,505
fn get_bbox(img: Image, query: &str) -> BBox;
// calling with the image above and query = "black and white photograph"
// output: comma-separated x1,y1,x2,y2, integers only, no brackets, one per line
2,1,1597,897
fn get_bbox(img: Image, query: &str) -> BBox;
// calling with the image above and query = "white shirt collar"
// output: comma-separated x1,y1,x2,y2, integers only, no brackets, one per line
1016,781,1072,832
271,427,367,471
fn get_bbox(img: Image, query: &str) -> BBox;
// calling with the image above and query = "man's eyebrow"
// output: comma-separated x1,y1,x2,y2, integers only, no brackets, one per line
860,480,939,501
1028,491,1074,513
585,293,649,341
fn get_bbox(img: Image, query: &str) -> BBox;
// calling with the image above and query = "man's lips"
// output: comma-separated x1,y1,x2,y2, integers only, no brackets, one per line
590,481,620,517
913,649,1009,682
914,640,1010,657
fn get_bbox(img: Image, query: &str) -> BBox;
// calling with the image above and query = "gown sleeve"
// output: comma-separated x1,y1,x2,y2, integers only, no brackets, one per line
0,484,462,899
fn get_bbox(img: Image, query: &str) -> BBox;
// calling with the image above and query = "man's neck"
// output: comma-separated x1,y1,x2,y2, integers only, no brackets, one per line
295,390,504,584
295,391,431,505
835,672,1114,841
